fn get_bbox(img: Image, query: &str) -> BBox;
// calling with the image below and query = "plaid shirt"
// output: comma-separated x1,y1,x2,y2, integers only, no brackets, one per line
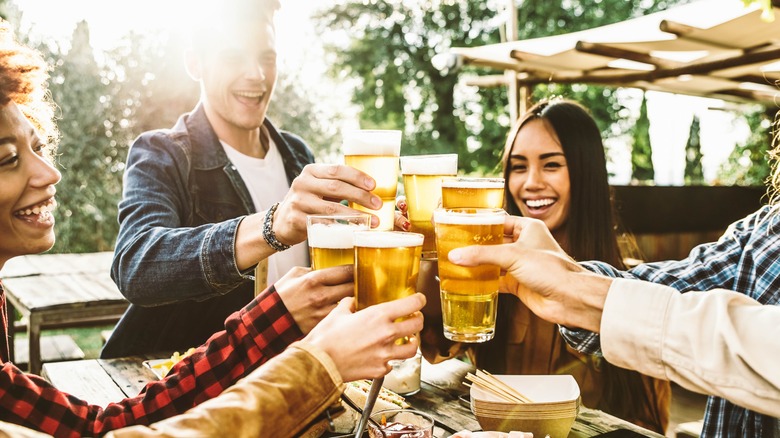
563,205,780,436
0,283,302,437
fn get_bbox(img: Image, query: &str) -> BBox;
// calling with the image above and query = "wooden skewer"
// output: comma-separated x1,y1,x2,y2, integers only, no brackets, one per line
477,369,534,403
465,372,531,404
463,378,519,403
465,370,534,404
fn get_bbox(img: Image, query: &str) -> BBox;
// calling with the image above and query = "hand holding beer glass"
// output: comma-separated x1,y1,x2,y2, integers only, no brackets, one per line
353,230,424,344
434,208,504,343
352,230,423,438
400,154,457,257
306,214,371,270
343,130,402,231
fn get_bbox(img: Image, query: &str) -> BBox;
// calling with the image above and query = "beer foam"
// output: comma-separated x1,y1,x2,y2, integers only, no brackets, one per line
400,154,458,175
441,178,504,189
308,223,368,248
433,209,506,225
354,231,424,248
342,130,402,156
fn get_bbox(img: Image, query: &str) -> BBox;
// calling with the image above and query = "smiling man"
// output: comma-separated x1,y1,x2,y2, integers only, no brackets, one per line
102,0,383,358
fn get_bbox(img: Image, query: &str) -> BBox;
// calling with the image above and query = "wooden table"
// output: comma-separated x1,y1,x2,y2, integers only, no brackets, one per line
0,252,129,374
42,355,663,438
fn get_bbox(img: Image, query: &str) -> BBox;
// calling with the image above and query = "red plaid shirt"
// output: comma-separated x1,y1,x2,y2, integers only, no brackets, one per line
0,282,302,437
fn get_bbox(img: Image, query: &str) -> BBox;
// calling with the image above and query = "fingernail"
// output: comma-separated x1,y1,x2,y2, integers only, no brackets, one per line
403,221,411,230
372,196,382,209
364,177,375,190
448,248,462,263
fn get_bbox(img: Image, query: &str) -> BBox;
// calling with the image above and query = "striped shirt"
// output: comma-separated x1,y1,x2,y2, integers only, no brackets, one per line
564,205,780,437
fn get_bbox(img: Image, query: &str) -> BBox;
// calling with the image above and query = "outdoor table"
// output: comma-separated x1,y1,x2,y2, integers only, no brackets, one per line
0,252,129,374
41,355,663,437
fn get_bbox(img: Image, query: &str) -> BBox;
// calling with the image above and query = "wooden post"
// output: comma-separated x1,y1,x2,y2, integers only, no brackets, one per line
506,0,520,121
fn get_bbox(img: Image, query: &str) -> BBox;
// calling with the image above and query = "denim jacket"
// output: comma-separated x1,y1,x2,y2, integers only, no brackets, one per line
102,103,314,358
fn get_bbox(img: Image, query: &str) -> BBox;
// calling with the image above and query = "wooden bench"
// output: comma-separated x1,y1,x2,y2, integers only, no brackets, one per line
0,252,129,374
13,334,84,368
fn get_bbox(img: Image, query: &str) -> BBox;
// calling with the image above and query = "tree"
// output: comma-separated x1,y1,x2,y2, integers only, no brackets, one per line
716,106,775,186
630,94,654,183
24,17,340,253
313,0,689,175
684,115,704,184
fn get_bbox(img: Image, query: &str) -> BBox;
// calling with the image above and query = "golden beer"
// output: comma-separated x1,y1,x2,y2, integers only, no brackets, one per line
441,177,505,209
400,154,458,256
434,208,504,342
306,214,370,270
343,130,402,231
353,231,424,311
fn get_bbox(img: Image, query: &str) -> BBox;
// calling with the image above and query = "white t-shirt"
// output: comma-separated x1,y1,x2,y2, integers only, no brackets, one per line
221,139,308,285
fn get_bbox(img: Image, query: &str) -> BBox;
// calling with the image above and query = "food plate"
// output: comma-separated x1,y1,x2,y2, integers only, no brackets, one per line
142,358,171,380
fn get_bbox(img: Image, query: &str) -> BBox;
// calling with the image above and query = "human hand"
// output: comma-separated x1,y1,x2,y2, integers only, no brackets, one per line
447,216,611,332
395,195,411,231
303,293,426,382
274,265,355,334
272,163,383,245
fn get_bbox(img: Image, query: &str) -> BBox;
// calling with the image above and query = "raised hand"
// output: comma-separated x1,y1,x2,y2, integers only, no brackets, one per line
273,163,383,245
303,293,425,382
274,265,355,334
447,215,611,332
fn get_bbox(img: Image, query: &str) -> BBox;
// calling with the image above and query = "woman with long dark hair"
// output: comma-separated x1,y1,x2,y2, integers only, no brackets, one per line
490,98,670,432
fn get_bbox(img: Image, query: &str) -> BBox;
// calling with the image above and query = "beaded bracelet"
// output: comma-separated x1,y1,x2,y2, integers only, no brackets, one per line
262,202,291,252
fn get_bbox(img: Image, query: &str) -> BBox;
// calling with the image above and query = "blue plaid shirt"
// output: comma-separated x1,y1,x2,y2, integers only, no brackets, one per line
563,205,780,437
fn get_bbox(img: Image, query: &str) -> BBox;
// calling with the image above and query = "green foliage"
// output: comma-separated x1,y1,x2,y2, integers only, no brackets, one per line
716,107,774,186
631,94,654,183
23,19,337,253
46,22,124,252
684,115,704,184
313,0,688,175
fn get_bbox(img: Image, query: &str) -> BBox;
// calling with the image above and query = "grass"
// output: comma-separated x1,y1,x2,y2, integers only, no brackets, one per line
17,325,115,360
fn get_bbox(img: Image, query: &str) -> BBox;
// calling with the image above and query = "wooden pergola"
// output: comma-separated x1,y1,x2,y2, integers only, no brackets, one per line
446,0,780,118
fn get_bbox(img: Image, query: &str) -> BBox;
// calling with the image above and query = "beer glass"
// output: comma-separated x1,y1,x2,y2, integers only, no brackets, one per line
434,208,504,342
400,154,458,256
441,177,505,209
354,231,423,345
343,130,402,231
306,214,370,270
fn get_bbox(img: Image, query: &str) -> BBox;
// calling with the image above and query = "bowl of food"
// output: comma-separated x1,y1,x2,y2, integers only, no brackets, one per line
469,374,580,438
368,409,434,438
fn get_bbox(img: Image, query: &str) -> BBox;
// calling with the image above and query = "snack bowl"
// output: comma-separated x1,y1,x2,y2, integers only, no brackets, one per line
469,375,579,438
367,409,434,438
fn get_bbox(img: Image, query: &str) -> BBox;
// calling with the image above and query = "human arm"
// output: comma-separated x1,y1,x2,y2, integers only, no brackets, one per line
601,279,780,417
0,286,302,437
104,294,426,438
113,133,381,305
450,215,780,416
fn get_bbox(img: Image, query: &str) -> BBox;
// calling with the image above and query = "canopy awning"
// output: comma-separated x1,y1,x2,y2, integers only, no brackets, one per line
450,0,780,104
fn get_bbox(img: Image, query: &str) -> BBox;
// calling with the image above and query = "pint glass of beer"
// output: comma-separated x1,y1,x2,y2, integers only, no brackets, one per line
441,177,505,209
354,231,423,345
434,208,504,342
343,130,402,231
400,154,458,256
306,214,370,270
353,231,424,310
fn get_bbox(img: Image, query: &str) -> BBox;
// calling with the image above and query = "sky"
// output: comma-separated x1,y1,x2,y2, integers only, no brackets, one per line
10,0,752,186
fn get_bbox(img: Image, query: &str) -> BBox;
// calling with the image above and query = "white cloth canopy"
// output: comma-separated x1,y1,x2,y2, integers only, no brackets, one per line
450,0,780,104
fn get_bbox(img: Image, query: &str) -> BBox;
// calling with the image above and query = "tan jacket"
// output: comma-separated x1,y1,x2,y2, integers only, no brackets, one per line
107,341,344,438
602,278,780,417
